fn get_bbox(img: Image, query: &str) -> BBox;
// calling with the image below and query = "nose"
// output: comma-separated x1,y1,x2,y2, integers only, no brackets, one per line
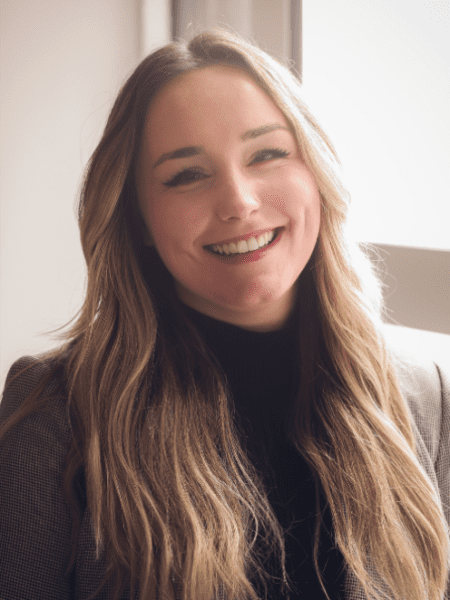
215,170,261,221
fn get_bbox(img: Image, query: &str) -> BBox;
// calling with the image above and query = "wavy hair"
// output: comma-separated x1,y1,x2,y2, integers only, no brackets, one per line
1,28,449,600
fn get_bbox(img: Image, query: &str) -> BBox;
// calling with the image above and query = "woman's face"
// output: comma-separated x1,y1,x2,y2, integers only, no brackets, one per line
136,65,321,332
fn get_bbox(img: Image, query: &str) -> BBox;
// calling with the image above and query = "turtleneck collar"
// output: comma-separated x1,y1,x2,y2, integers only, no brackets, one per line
179,298,298,340
178,299,300,379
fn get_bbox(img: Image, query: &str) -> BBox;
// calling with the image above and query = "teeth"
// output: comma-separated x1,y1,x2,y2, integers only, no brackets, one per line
211,229,276,255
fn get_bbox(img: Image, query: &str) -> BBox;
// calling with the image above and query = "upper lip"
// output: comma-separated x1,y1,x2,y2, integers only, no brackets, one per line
204,227,281,248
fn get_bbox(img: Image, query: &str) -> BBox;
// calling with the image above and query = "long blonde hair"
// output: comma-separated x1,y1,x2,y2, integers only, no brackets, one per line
1,28,449,600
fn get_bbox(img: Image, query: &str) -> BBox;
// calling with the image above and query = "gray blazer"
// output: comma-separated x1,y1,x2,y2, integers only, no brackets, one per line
0,345,449,599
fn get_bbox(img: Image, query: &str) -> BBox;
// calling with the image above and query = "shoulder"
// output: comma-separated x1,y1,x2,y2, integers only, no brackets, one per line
384,340,450,525
0,351,71,446
386,339,450,522
0,353,77,598
388,343,449,462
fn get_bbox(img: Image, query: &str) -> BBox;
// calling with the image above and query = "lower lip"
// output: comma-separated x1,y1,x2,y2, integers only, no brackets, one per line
204,228,284,264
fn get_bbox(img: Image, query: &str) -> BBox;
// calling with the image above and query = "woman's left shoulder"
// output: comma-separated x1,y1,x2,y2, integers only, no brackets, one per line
389,344,450,466
391,347,449,411
381,324,450,412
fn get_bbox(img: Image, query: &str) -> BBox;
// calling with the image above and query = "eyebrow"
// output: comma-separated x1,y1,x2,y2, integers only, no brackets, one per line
152,123,290,169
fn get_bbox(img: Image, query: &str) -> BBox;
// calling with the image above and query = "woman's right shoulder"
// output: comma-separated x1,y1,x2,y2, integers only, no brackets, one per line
0,351,71,437
0,352,81,599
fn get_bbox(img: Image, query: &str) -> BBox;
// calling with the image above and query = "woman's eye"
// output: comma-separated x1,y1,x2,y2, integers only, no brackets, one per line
251,148,290,164
163,168,207,188
162,148,290,188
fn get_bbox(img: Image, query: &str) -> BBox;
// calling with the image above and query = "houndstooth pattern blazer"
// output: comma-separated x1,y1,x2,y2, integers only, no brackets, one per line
0,344,449,600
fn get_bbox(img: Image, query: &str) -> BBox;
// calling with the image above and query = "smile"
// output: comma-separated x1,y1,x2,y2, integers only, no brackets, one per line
206,228,280,255
204,227,284,264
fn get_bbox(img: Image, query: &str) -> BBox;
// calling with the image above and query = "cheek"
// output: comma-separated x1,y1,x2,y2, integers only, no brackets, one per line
177,203,210,239
307,186,322,221
305,191,322,240
148,205,199,258
150,208,175,248
139,196,171,250
291,170,320,200
281,172,321,218
155,201,210,250
288,176,322,240
294,171,321,212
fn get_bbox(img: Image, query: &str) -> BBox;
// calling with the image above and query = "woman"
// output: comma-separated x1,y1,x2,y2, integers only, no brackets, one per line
0,28,449,600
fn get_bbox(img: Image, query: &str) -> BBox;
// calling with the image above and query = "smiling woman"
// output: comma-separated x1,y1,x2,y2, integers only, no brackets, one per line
0,28,449,600
135,64,321,332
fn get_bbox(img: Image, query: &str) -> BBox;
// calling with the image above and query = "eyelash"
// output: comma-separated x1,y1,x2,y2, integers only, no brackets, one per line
163,147,290,188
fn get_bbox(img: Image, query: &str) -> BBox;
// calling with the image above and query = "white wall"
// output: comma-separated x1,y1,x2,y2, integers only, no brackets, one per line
302,0,450,250
0,0,171,391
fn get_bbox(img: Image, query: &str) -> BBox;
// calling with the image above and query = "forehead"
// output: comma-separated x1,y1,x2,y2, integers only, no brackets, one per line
142,65,289,150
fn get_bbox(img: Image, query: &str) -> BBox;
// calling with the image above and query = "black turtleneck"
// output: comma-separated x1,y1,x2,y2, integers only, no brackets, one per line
179,301,346,600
